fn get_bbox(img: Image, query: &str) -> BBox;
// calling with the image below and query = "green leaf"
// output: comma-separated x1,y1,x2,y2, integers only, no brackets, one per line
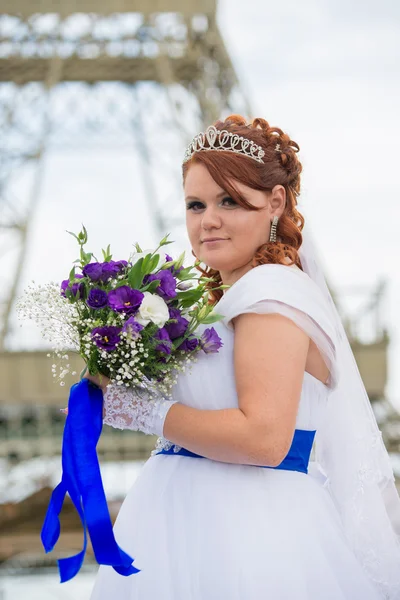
156,233,174,248
160,260,175,270
176,287,206,305
101,244,112,262
79,248,93,267
142,279,160,294
128,258,144,289
141,253,153,274
66,230,79,242
81,224,88,244
176,266,196,280
148,253,160,273
174,251,186,270
68,266,76,282
133,242,143,253
159,232,172,246
76,225,87,244
177,297,199,310
196,305,208,320
200,312,225,324
115,279,129,288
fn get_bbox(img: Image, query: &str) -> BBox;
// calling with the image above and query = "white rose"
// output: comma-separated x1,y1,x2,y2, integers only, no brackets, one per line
131,250,164,271
136,292,169,328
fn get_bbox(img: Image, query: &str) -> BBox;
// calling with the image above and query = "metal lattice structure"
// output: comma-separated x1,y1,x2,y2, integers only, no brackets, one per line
0,0,398,474
0,0,252,349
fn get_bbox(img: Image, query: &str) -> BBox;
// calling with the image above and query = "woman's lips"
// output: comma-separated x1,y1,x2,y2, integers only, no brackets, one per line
202,238,228,244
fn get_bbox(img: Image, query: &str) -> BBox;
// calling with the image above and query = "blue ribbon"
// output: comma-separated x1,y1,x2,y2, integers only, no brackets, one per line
155,429,316,475
41,378,140,582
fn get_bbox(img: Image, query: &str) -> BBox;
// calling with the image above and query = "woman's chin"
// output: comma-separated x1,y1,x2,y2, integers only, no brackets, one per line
198,256,231,272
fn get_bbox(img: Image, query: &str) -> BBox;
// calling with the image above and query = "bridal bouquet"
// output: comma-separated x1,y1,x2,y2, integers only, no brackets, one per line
16,226,225,583
17,226,224,397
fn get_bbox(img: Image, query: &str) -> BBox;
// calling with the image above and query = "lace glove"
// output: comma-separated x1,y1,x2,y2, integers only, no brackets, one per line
102,379,178,437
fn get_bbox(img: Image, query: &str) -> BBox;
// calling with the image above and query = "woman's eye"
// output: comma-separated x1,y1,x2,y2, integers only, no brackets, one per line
186,197,236,211
221,197,236,206
186,201,204,211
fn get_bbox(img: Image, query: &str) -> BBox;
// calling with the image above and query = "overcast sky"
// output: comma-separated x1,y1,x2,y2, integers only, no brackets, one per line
6,0,400,406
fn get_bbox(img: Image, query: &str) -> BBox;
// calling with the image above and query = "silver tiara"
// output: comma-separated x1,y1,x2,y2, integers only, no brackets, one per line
183,125,267,164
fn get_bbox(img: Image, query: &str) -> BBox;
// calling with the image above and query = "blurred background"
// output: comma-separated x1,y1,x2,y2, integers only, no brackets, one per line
0,0,399,597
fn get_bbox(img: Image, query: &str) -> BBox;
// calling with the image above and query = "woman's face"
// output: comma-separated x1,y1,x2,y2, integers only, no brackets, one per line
184,162,284,281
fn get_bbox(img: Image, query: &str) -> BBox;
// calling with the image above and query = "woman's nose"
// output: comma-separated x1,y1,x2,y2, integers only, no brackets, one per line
201,207,222,230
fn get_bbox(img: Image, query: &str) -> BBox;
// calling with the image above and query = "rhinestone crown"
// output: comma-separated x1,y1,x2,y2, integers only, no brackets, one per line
183,125,266,164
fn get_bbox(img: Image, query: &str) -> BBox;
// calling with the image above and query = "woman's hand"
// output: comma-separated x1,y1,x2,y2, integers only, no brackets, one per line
82,367,111,393
60,368,110,417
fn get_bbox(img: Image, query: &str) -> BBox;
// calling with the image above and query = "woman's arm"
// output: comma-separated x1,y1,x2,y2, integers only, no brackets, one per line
163,312,310,467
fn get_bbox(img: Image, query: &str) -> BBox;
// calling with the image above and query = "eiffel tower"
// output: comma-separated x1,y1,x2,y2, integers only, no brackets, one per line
0,0,252,349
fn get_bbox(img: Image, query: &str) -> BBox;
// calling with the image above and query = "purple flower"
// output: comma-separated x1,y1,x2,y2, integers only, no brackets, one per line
200,327,223,354
87,288,108,309
165,253,184,276
108,286,144,314
155,327,173,355
165,307,189,339
178,336,199,352
91,326,122,352
82,263,103,282
100,262,120,281
101,260,128,281
144,269,177,301
113,260,128,271
60,274,85,299
83,260,128,283
122,316,144,339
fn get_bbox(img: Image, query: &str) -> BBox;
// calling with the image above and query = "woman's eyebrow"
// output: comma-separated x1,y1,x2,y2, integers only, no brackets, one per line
185,191,226,202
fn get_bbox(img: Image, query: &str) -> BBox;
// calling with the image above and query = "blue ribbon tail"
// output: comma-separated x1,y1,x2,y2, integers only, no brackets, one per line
40,378,140,582
41,481,66,552
58,549,86,583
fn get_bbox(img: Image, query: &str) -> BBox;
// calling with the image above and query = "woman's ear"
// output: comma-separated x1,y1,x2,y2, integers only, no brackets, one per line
270,185,286,217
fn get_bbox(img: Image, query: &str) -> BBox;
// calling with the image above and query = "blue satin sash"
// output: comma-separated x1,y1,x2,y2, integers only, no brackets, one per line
155,428,316,474
40,379,140,582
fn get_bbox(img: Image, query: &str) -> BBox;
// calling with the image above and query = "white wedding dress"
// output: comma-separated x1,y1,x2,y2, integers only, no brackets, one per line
90,263,383,600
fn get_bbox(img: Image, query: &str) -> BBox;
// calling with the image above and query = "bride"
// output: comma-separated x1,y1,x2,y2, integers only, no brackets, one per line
88,115,400,599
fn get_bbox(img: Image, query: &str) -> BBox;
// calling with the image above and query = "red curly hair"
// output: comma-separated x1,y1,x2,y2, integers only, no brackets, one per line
182,114,305,304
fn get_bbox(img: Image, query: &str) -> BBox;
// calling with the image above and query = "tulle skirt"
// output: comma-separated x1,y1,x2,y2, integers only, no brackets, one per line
90,454,382,600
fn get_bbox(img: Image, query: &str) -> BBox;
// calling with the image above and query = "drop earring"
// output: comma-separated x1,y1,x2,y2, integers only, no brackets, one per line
269,216,279,243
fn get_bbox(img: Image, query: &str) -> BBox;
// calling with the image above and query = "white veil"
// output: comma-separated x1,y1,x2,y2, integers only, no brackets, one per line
299,223,400,598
